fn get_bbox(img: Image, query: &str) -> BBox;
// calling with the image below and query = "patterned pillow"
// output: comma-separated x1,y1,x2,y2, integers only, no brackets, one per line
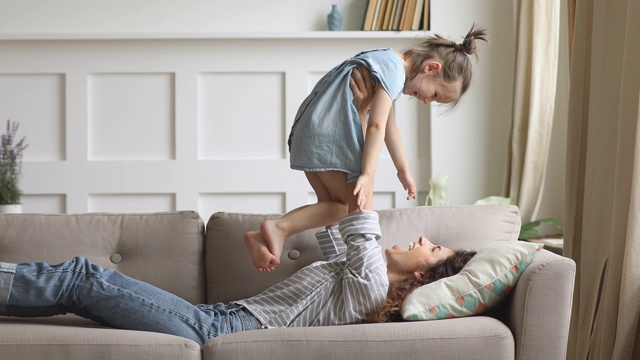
402,241,543,320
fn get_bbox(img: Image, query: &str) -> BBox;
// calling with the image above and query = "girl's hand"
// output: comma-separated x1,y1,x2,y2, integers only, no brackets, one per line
350,67,375,117
398,170,417,200
353,173,373,210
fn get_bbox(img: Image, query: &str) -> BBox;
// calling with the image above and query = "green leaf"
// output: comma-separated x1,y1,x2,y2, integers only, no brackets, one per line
523,218,563,230
519,218,563,239
519,228,542,239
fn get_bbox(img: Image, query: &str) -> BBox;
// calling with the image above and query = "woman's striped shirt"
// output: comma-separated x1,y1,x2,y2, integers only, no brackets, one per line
235,210,389,328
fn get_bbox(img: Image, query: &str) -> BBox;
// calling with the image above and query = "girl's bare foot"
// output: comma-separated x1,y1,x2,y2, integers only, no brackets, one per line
244,230,280,272
260,219,286,264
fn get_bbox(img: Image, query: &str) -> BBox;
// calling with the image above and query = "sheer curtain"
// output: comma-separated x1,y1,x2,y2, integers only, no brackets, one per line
564,0,640,358
504,0,561,222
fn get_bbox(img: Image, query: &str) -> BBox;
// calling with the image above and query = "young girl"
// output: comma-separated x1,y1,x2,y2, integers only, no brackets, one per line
245,25,488,272
0,210,475,346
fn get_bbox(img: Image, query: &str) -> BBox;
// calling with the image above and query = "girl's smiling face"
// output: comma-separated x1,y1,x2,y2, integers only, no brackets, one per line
403,61,461,105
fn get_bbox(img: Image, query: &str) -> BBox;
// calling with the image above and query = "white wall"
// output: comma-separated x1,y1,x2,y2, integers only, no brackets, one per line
0,0,370,33
0,0,566,227
429,0,517,205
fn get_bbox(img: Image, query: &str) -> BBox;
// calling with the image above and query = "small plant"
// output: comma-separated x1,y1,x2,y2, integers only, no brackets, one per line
0,120,28,204
518,218,563,239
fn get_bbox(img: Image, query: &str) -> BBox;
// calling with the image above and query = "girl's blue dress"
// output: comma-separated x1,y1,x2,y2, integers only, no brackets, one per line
288,48,405,183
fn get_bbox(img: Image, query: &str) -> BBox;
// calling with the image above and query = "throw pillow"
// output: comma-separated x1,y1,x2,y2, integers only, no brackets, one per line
402,241,543,321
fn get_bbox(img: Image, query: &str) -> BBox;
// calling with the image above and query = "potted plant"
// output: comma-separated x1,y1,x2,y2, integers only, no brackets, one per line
0,119,28,213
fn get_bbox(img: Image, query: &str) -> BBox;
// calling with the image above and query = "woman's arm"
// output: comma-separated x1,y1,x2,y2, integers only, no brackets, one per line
338,211,387,277
315,227,347,262
350,67,374,135
338,210,389,322
384,108,416,200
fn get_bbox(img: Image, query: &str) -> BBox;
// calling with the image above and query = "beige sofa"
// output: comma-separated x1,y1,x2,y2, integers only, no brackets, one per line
0,205,575,360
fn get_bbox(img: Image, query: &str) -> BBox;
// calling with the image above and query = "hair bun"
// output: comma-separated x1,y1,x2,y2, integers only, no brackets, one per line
460,24,488,58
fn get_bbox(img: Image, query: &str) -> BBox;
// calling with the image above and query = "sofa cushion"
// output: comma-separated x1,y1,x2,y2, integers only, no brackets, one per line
375,205,522,251
402,241,543,320
203,317,514,360
0,211,205,305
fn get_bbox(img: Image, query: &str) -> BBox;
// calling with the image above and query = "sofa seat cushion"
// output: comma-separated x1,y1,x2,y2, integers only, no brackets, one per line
203,316,514,360
0,316,201,360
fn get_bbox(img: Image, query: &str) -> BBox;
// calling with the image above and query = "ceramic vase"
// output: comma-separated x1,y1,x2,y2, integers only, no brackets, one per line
0,204,22,214
327,4,343,31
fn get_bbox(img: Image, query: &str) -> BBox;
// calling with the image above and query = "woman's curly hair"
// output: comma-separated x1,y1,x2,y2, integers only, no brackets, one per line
364,249,476,323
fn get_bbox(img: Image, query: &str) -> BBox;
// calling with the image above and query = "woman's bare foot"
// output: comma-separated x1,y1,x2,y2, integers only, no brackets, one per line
260,219,286,265
244,230,280,272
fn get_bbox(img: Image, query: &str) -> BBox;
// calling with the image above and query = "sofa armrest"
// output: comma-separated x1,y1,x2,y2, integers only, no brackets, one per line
500,249,576,360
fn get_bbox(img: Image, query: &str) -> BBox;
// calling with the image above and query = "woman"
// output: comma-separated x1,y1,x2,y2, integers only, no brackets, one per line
0,210,474,347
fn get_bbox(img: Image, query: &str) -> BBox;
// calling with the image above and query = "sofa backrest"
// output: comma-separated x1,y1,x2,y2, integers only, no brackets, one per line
0,211,206,305
205,204,521,304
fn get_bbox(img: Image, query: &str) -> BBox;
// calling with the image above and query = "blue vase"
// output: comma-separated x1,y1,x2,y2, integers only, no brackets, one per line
327,4,343,31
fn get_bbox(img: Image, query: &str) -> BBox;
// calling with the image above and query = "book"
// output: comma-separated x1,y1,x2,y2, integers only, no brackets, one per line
412,0,424,30
400,0,416,31
382,0,395,30
371,0,382,31
391,0,404,30
362,0,378,31
375,0,389,31
398,0,409,30
422,0,430,30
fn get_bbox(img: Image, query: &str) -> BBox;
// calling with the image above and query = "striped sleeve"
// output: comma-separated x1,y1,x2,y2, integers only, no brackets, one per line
336,210,388,324
315,227,347,261
338,210,384,277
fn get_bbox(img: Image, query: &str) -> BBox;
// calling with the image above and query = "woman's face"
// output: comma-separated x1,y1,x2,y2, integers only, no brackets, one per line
385,236,454,275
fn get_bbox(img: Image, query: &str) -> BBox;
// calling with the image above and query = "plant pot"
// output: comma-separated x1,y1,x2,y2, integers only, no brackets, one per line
0,204,22,214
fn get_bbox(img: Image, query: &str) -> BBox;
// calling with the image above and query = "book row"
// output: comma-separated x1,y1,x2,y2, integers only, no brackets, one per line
363,0,429,31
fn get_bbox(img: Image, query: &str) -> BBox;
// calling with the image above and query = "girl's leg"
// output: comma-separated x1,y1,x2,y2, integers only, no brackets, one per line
244,171,349,271
1,257,220,346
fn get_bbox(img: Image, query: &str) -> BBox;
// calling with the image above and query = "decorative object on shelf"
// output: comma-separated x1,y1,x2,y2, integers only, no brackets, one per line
425,173,449,205
327,4,343,31
0,119,28,214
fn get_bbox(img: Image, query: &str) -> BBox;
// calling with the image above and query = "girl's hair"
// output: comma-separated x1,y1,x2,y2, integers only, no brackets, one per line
402,24,488,107
364,249,477,323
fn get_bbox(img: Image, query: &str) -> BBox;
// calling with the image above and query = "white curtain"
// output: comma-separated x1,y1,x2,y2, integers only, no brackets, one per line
564,0,640,358
504,0,561,222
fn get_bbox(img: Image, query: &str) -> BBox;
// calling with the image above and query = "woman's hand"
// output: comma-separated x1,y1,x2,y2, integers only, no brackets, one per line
350,67,375,118
353,173,373,210
398,170,417,200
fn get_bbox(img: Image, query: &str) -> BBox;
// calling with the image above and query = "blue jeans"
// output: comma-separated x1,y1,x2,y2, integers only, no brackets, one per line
0,257,261,347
